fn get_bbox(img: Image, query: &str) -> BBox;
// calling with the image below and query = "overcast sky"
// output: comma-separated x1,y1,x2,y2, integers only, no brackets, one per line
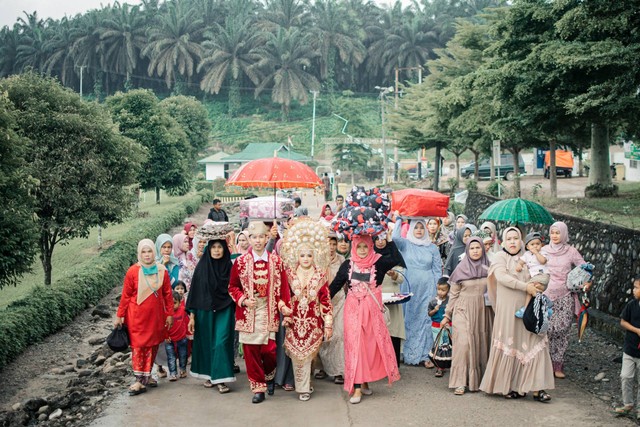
0,0,413,28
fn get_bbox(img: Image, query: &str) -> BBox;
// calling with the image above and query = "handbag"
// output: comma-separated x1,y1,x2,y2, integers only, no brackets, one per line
428,327,453,369
365,284,391,328
523,293,553,335
566,263,594,293
107,324,130,352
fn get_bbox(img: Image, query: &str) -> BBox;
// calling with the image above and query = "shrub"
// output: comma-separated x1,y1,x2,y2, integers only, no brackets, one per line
464,178,478,192
0,190,212,370
487,180,506,197
447,178,459,194
585,183,619,198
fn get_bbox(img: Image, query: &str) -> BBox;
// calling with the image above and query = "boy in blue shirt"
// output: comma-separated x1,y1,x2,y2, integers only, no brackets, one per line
428,277,450,378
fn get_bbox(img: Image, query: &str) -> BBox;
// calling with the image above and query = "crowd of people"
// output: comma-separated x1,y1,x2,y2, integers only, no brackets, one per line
114,191,634,410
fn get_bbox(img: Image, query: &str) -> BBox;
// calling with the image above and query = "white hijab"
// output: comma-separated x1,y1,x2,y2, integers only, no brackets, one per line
407,219,432,247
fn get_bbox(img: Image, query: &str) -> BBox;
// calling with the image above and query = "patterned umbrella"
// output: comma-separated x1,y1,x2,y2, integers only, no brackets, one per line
478,198,554,225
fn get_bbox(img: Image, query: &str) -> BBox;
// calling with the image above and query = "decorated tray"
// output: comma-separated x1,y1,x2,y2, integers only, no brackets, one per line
382,292,413,305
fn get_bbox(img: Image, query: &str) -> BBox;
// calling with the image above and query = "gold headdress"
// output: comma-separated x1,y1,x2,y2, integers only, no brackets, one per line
281,218,329,271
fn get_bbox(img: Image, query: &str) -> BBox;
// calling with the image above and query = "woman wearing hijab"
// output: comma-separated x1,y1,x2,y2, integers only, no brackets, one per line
235,231,250,256
187,237,237,394
115,239,174,396
455,214,468,230
156,234,180,287
392,216,442,367
329,234,400,404
479,227,554,402
441,237,491,395
479,221,501,254
444,224,478,277
440,211,456,260
543,221,591,379
173,234,189,268
320,204,335,221
374,233,407,366
183,223,197,250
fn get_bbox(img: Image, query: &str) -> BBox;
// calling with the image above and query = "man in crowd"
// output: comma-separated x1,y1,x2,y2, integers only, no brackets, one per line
228,221,291,403
208,198,229,222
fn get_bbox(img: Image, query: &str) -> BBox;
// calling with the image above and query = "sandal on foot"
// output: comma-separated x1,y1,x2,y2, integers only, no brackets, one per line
157,370,167,378
217,384,230,394
169,375,177,382
283,383,295,391
435,368,444,377
147,379,158,388
454,386,465,396
613,405,634,416
314,370,327,379
504,391,526,399
533,390,551,403
334,375,344,385
128,383,147,396
361,388,372,396
179,371,187,379
424,360,435,369
299,393,311,401
554,371,565,379
349,392,362,404
203,380,214,388
233,364,241,374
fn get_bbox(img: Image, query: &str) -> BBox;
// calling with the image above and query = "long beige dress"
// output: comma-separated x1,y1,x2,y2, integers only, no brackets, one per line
445,277,490,391
381,267,405,339
479,251,554,395
317,253,345,376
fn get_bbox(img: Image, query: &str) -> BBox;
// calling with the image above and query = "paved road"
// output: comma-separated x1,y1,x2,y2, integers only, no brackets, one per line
476,175,590,199
91,358,630,427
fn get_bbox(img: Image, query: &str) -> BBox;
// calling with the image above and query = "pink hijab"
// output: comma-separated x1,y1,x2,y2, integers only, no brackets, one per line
173,233,188,262
350,235,381,270
545,221,570,257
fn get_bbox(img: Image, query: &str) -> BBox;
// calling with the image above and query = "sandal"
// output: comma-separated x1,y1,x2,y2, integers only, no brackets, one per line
283,383,295,392
424,360,435,369
454,386,465,396
217,384,230,394
504,391,526,399
314,370,327,379
613,405,634,416
435,368,444,378
179,371,187,379
533,390,551,403
554,371,565,379
128,383,147,396
334,375,344,384
147,379,158,388
157,368,167,378
203,380,214,388
169,375,177,382
299,392,311,401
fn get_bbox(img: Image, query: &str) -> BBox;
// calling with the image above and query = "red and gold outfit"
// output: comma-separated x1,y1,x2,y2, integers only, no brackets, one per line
116,263,174,384
228,251,290,393
284,266,333,393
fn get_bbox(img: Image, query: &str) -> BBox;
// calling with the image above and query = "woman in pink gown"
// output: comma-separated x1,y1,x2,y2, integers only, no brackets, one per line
329,234,400,404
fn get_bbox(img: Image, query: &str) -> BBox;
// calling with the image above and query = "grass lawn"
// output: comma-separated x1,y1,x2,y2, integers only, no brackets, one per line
0,191,197,310
539,182,640,230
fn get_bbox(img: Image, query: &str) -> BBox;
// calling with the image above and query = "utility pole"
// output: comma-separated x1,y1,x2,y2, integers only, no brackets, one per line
376,86,391,185
79,65,85,97
310,90,318,160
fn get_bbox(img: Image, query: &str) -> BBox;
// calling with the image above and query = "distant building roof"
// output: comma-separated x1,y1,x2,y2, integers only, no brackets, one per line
222,143,311,162
197,151,231,164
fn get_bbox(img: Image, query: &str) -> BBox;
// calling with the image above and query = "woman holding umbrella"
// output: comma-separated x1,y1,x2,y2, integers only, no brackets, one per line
543,221,591,379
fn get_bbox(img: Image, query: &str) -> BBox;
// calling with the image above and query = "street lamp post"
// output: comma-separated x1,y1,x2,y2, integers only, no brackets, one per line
375,86,394,185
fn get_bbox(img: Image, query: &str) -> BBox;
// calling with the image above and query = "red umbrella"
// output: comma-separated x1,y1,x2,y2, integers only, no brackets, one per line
226,156,322,189
226,155,322,219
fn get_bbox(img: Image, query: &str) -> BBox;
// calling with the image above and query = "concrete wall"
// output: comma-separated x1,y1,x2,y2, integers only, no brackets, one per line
464,191,640,323
205,163,225,181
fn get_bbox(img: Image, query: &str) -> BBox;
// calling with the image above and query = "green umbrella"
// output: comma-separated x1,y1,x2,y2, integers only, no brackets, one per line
478,198,554,225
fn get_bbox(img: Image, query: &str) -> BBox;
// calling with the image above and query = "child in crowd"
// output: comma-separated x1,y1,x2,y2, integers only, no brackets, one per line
165,291,189,381
515,232,550,318
428,278,450,378
174,280,187,299
614,278,640,418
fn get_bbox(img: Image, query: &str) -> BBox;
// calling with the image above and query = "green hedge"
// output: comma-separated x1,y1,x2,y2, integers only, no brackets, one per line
0,191,211,371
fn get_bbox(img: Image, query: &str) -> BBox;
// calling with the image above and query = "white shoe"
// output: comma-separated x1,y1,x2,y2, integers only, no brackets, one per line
361,388,372,396
349,394,361,404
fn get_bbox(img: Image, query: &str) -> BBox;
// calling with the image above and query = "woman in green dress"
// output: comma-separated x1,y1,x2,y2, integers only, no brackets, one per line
187,237,236,394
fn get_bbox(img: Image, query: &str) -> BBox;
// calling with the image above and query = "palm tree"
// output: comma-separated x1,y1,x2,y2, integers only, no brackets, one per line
252,28,320,120
43,17,79,87
142,2,204,90
97,2,146,88
0,27,20,77
261,0,310,30
15,11,48,72
198,16,262,115
71,9,108,96
309,0,366,90
380,14,439,77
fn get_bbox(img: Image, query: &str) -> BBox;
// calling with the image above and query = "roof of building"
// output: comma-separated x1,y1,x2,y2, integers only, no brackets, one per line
221,143,311,162
197,151,231,164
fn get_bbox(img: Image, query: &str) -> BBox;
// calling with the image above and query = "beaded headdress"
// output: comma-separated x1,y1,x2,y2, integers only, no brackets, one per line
281,218,329,271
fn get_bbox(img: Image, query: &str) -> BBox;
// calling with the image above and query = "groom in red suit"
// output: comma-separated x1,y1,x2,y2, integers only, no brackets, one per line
228,221,291,403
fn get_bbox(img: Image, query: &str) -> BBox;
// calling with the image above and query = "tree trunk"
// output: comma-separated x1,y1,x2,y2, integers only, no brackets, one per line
511,148,521,197
549,139,557,199
229,78,241,117
434,142,442,192
156,186,161,204
473,150,479,182
578,146,584,177
589,123,612,186
455,154,460,182
40,231,55,286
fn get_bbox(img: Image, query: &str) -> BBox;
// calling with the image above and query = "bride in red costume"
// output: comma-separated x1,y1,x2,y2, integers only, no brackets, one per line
280,219,333,401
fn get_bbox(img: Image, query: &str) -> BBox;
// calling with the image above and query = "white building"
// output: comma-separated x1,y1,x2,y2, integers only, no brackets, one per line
197,151,230,181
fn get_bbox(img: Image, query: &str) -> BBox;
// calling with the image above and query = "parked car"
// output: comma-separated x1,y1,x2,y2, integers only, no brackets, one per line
543,150,574,178
461,154,525,181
